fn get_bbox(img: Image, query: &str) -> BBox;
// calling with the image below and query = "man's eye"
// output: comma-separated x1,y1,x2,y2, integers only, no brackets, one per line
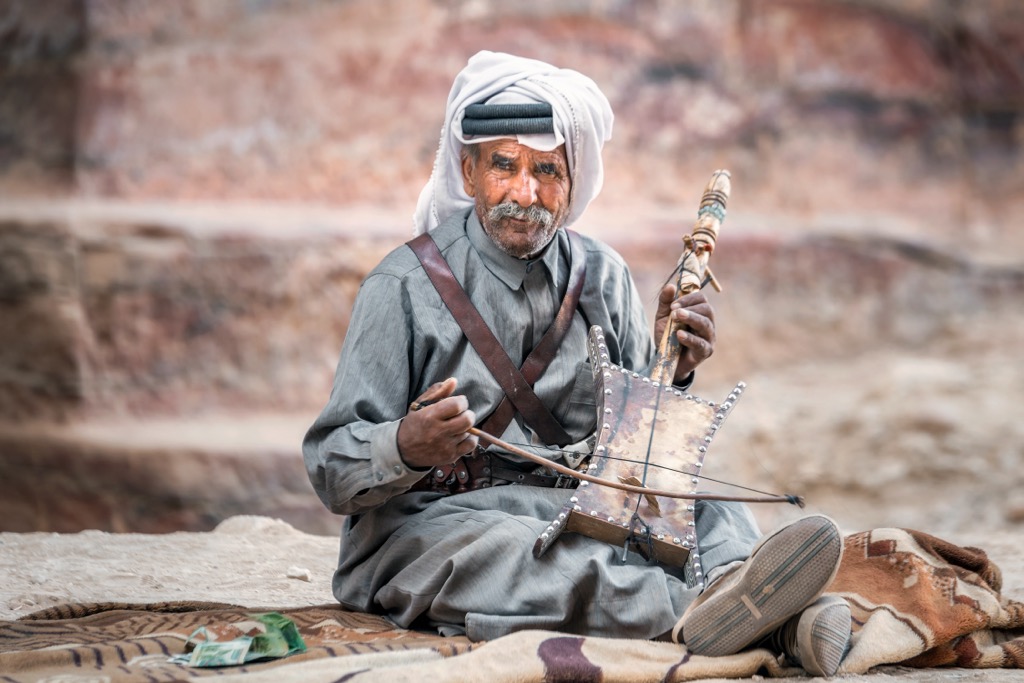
491,156,514,171
536,163,560,177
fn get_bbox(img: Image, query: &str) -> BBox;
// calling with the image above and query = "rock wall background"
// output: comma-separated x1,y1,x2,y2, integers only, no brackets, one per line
1,0,1022,538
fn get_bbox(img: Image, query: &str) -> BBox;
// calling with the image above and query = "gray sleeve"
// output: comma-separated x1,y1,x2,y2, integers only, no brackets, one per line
613,261,656,372
302,271,426,516
612,260,695,390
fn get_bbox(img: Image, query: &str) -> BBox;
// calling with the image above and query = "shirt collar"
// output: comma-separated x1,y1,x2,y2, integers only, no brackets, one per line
465,210,565,290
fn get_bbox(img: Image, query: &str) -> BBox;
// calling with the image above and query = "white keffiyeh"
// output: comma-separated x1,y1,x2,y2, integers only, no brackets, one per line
413,51,614,235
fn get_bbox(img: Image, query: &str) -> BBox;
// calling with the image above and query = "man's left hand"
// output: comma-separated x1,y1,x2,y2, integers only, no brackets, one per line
654,284,716,384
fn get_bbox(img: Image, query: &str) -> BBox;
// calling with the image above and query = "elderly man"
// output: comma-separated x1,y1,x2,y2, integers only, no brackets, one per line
304,51,851,676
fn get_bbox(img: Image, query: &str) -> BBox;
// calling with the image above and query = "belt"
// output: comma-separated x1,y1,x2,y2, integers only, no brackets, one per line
407,449,581,496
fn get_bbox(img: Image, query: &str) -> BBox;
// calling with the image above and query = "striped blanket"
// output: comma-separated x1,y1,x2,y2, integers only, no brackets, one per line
1,529,1021,682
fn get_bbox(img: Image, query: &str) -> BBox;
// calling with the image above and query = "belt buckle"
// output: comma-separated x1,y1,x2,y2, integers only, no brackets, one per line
554,473,576,489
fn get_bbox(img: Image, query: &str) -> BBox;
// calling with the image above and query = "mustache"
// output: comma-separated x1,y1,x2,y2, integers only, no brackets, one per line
487,202,554,229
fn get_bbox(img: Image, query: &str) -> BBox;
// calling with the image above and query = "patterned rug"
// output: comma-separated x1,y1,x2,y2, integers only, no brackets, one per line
0,601,784,682
832,528,1024,673
1,529,1022,682
0,602,476,682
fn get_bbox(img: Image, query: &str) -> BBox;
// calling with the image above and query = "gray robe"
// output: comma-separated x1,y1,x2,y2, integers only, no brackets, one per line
303,210,760,640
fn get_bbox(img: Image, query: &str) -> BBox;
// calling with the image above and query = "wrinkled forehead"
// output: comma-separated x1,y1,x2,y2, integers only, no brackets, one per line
467,138,568,168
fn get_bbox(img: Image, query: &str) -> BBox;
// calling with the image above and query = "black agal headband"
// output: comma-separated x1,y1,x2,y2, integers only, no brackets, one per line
461,102,554,136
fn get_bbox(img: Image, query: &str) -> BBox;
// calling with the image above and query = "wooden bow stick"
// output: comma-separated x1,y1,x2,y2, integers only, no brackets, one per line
469,427,802,505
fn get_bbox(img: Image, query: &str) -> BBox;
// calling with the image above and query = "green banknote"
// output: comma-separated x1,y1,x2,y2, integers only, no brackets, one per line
188,636,254,667
249,612,307,659
171,613,307,668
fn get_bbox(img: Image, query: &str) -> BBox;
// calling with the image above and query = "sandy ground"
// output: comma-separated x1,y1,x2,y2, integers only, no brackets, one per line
1,515,1022,681
0,516,338,619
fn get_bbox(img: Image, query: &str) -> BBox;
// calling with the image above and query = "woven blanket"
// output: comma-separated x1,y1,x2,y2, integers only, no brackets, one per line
831,528,1024,673
0,601,784,682
1,529,1022,682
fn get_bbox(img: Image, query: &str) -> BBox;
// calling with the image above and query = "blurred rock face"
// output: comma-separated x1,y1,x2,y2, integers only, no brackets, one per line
8,1,1024,246
0,216,369,420
0,1,1021,536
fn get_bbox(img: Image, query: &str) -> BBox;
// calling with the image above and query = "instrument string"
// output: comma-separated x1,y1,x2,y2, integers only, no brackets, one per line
649,247,699,307
493,442,795,501
639,386,663,490
622,511,656,564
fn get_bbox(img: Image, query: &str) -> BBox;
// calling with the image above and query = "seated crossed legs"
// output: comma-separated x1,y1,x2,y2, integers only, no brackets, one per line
675,514,852,676
337,489,850,676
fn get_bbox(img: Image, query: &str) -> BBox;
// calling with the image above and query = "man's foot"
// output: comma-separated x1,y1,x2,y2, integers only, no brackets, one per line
672,514,843,657
768,595,852,676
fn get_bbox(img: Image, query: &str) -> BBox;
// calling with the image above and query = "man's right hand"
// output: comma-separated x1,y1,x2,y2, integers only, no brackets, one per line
397,377,478,470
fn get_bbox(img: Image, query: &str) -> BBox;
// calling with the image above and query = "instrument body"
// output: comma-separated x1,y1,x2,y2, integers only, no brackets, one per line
532,170,737,580
533,327,746,569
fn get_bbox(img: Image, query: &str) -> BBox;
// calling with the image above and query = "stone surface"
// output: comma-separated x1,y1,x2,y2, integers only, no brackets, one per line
0,516,340,620
0,414,337,535
0,413,333,536
0,0,85,195
0,203,398,421
4,1,1024,257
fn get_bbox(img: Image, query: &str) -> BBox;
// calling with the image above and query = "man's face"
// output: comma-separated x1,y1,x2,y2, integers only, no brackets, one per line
461,139,571,259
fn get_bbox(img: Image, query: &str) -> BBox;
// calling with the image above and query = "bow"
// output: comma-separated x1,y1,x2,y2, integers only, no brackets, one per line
469,427,802,506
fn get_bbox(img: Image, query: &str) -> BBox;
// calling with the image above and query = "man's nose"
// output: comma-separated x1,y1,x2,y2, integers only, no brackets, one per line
508,167,539,207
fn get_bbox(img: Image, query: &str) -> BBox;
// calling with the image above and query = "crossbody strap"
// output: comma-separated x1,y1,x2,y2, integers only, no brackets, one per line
477,230,588,440
407,229,587,446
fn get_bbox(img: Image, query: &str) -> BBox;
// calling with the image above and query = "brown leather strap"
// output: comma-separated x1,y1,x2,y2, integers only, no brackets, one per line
478,229,588,438
407,450,580,495
407,229,587,446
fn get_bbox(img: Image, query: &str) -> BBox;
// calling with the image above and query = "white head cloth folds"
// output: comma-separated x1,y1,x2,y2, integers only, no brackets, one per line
413,51,614,235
